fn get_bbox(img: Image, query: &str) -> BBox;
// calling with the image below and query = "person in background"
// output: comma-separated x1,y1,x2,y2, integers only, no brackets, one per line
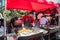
14,17,22,28
46,16,51,27
0,22,4,40
6,21,12,33
50,16,56,27
55,16,59,26
44,9,51,27
0,21,4,36
50,8,57,26
10,17,17,29
37,13,43,20
39,15,48,28
10,17,22,33
36,12,44,27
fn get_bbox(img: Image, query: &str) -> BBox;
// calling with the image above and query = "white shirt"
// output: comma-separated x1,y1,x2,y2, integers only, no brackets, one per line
0,26,4,33
40,17,48,24
0,26,4,36
0,13,3,19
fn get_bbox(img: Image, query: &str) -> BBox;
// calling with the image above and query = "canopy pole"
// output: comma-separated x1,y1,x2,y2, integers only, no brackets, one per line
3,12,7,40
3,0,7,40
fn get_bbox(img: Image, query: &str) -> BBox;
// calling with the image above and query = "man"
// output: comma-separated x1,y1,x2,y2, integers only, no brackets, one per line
39,15,48,27
22,13,34,27
10,17,22,33
37,13,43,20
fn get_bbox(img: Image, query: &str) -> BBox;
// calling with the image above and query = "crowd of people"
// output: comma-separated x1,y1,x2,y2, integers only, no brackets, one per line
6,8,59,33
0,8,58,34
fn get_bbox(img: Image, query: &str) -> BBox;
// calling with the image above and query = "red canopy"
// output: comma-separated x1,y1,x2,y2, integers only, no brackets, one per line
7,0,32,11
25,0,47,3
6,0,55,12
30,2,54,11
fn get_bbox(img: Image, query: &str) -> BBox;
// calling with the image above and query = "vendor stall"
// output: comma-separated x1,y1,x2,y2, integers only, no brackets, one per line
6,26,60,40
5,0,60,40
